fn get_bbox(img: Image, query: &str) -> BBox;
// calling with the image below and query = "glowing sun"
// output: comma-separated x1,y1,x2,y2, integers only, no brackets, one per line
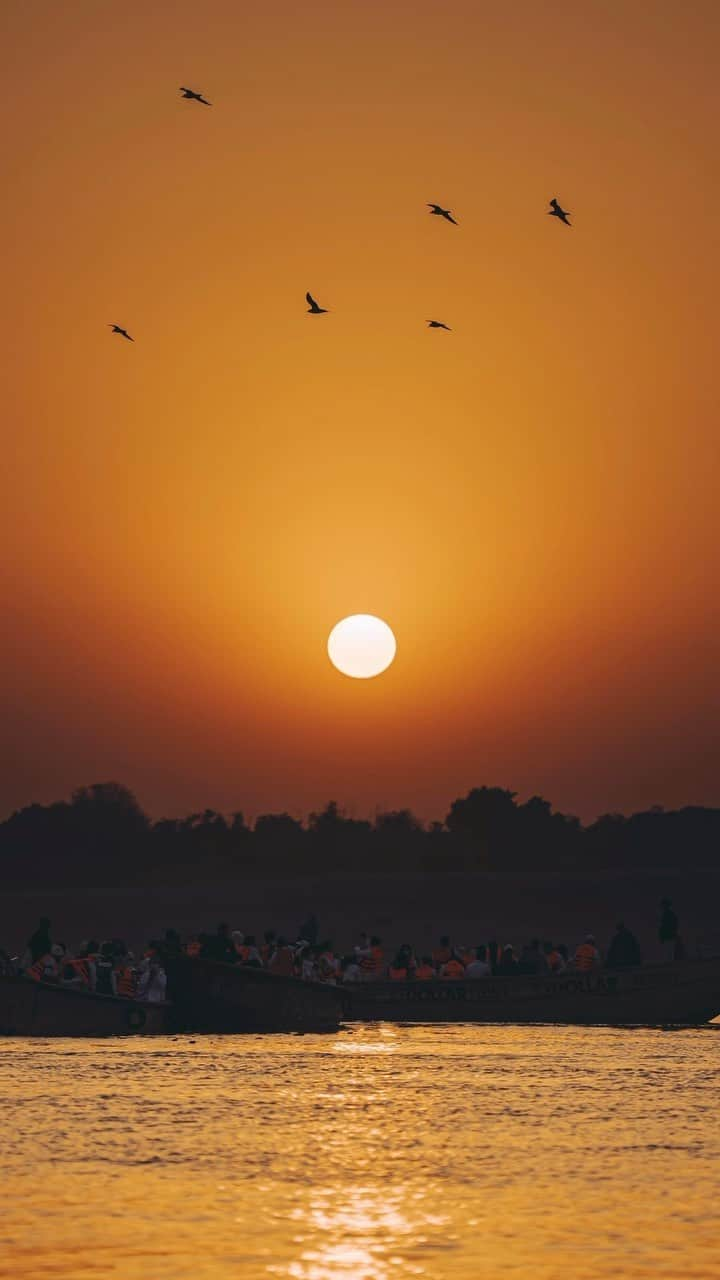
327,614,397,679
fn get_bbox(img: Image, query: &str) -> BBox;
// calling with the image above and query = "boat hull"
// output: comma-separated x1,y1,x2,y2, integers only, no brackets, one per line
0,975,168,1037
342,959,720,1026
166,956,343,1033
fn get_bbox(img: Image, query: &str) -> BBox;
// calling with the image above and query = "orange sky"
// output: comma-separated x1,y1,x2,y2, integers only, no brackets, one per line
1,0,718,823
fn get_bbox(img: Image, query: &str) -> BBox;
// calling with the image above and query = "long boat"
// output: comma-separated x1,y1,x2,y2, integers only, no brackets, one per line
165,955,343,1032
341,957,720,1026
0,974,168,1037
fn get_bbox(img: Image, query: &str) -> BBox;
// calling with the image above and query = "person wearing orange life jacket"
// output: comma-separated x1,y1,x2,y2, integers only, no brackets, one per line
242,936,263,968
260,930,276,967
114,955,138,999
574,935,601,972
432,936,452,968
546,943,566,974
27,951,59,983
185,938,202,958
389,950,409,981
316,943,338,983
414,957,436,980
441,955,466,980
357,936,384,980
269,937,295,977
62,955,92,988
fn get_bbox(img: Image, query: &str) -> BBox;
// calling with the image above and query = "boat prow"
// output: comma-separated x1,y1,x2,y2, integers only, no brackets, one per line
0,974,168,1037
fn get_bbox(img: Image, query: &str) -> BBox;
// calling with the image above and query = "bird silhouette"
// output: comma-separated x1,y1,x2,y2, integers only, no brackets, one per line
180,87,212,106
548,197,571,226
427,320,451,330
108,324,134,342
306,292,328,314
428,203,458,226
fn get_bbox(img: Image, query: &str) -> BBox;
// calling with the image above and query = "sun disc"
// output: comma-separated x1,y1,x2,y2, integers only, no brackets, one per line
327,614,397,679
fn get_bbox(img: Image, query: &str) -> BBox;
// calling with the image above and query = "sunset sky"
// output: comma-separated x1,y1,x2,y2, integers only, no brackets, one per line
2,0,718,823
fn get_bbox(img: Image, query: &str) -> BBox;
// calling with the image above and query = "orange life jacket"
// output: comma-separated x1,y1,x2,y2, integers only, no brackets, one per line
63,958,90,986
548,950,563,972
389,966,407,981
185,940,201,958
269,946,295,977
574,943,598,972
27,955,51,981
235,944,250,963
414,964,435,980
441,958,465,980
359,946,384,975
115,965,137,998
432,947,452,967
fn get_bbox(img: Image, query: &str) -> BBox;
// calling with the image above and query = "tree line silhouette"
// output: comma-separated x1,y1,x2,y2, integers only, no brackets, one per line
1,783,718,887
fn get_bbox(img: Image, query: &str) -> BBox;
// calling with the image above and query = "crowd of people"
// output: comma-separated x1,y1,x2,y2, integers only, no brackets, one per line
3,901,682,996
3,919,168,1002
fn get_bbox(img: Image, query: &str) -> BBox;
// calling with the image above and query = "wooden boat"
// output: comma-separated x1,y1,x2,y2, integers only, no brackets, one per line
0,974,168,1037
341,958,720,1026
165,956,343,1032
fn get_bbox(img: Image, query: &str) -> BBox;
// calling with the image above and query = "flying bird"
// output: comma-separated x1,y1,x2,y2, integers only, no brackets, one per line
180,87,212,106
427,320,451,330
306,292,328,314
428,203,458,225
548,197,571,226
108,324,134,342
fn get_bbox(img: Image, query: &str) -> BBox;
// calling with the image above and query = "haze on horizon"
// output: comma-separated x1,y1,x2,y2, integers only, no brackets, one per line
1,0,718,826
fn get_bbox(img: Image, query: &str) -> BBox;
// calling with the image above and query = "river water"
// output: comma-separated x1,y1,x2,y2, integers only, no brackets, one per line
1,1024,718,1280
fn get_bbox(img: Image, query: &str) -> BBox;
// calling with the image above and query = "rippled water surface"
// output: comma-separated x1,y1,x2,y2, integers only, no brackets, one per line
1,1025,718,1279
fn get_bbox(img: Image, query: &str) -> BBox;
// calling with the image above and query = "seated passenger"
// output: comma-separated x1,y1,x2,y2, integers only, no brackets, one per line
260,930,276,966
340,954,362,982
317,943,338,983
26,947,60,983
606,922,642,969
546,942,566,974
465,945,491,978
242,935,263,967
357,936,384,980
497,944,519,976
269,936,295,977
138,959,167,1003
574,935,601,972
301,946,317,982
61,949,93,989
389,951,408,980
440,953,466,980
518,939,548,974
414,956,436,980
94,942,117,996
432,936,453,968
114,953,138,999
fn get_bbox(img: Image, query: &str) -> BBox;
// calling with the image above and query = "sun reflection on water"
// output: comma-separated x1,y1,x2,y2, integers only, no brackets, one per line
271,1186,442,1280
0,1026,718,1280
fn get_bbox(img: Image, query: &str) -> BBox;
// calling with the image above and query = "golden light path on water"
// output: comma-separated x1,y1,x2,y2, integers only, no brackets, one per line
1,1024,719,1280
